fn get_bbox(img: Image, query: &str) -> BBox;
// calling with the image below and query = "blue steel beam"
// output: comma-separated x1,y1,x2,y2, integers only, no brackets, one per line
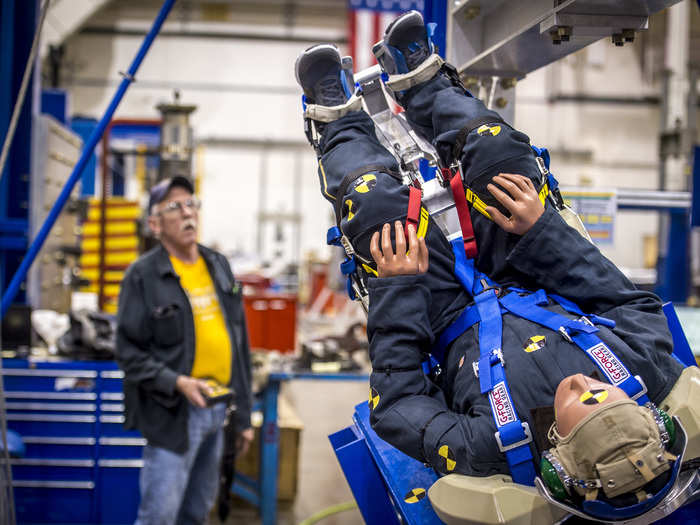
0,0,15,206
423,0,447,59
0,0,36,305
692,145,699,227
1,0,178,317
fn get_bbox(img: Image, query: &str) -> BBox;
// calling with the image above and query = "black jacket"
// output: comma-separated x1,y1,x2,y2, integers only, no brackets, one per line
366,207,683,477
315,92,682,478
115,244,252,453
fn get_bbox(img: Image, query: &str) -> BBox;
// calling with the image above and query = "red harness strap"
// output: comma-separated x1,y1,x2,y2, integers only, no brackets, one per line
405,185,422,238
446,168,478,259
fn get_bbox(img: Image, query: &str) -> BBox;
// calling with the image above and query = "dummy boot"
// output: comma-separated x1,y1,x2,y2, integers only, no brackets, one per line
295,44,362,135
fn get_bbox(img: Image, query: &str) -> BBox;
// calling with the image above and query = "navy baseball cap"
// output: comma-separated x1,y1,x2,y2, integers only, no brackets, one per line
148,176,194,214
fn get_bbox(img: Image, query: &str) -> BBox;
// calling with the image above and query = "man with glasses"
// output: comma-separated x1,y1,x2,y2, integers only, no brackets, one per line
115,176,254,524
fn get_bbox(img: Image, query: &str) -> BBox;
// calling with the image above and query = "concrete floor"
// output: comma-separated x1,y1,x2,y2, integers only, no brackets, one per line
222,380,369,525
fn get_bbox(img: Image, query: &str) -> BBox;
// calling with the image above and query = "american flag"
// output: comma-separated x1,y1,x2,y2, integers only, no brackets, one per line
347,0,426,72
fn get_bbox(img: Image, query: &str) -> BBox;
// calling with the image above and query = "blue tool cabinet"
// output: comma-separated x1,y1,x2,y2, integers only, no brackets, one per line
2,358,143,524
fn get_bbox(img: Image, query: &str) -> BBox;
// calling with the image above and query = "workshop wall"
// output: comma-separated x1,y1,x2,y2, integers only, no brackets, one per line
515,38,662,270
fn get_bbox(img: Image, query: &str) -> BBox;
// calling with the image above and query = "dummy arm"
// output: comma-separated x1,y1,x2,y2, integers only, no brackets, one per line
367,222,504,476
496,175,673,358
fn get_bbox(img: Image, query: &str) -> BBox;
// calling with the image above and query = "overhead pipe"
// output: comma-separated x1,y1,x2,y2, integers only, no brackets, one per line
1,0,177,317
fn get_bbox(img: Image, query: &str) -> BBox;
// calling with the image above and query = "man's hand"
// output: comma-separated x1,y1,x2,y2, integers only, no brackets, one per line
486,173,544,235
175,375,212,408
236,427,254,457
370,221,429,278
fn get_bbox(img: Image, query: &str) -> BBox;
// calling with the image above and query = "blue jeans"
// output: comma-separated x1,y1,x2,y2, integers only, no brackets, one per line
135,403,227,525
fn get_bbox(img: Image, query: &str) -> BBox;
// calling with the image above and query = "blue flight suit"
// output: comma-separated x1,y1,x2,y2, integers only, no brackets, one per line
314,74,683,476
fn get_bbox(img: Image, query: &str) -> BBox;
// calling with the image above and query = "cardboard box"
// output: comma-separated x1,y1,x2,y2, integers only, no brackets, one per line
235,395,303,501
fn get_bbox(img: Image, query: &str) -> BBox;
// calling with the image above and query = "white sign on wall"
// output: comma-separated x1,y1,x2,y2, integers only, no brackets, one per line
560,188,617,245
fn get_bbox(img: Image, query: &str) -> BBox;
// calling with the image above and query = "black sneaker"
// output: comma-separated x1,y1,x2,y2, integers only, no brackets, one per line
295,44,351,107
373,10,431,75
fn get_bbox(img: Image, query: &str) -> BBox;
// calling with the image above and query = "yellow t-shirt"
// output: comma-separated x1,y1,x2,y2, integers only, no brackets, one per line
170,255,231,385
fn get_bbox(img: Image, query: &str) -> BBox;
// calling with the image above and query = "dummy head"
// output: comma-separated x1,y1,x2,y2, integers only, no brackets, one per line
542,374,677,503
553,374,629,436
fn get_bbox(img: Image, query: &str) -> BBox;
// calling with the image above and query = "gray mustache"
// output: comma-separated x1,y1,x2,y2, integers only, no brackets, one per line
182,219,196,231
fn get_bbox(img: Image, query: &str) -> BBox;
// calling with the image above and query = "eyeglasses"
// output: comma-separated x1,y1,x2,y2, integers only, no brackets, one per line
157,196,201,216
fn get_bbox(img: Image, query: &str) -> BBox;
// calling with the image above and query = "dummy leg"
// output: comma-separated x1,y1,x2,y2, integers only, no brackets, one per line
373,12,552,281
315,110,401,205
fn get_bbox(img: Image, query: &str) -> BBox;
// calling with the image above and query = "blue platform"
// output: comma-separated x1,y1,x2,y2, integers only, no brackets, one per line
331,401,442,525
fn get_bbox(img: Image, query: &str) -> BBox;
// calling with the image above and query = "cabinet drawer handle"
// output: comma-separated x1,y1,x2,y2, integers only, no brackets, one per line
98,459,144,468
13,480,94,489
6,402,96,412
5,392,96,401
0,369,97,378
11,459,94,467
7,414,95,423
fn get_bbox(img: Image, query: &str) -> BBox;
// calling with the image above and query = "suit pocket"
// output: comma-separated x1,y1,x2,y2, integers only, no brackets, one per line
151,303,184,347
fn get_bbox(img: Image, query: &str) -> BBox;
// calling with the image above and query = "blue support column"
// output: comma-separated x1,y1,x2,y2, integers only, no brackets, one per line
0,0,37,304
656,209,690,304
692,145,699,227
260,379,280,525
70,118,99,197
0,0,16,198
423,0,447,58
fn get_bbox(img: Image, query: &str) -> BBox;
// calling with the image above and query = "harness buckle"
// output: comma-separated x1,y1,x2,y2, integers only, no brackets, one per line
340,235,355,257
630,375,649,402
472,348,505,378
495,422,532,453
578,316,594,327
472,361,480,378
535,155,549,184
558,326,573,343
478,279,501,297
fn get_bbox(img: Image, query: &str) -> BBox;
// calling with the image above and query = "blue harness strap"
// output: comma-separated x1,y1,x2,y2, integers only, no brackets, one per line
500,292,650,405
473,286,537,486
549,293,616,329
450,237,475,292
432,305,480,364
436,233,650,485
431,289,549,362
436,253,537,486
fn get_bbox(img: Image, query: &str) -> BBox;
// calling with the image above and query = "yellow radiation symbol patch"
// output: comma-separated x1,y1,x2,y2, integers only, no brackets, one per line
361,263,378,277
353,174,377,194
369,387,380,410
580,389,609,405
458,355,465,368
438,445,456,472
523,335,546,353
404,487,426,504
345,199,355,221
476,124,501,137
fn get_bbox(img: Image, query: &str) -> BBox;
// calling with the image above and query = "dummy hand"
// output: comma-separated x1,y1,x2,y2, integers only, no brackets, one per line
486,173,544,235
236,427,254,457
370,221,429,278
175,375,212,408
